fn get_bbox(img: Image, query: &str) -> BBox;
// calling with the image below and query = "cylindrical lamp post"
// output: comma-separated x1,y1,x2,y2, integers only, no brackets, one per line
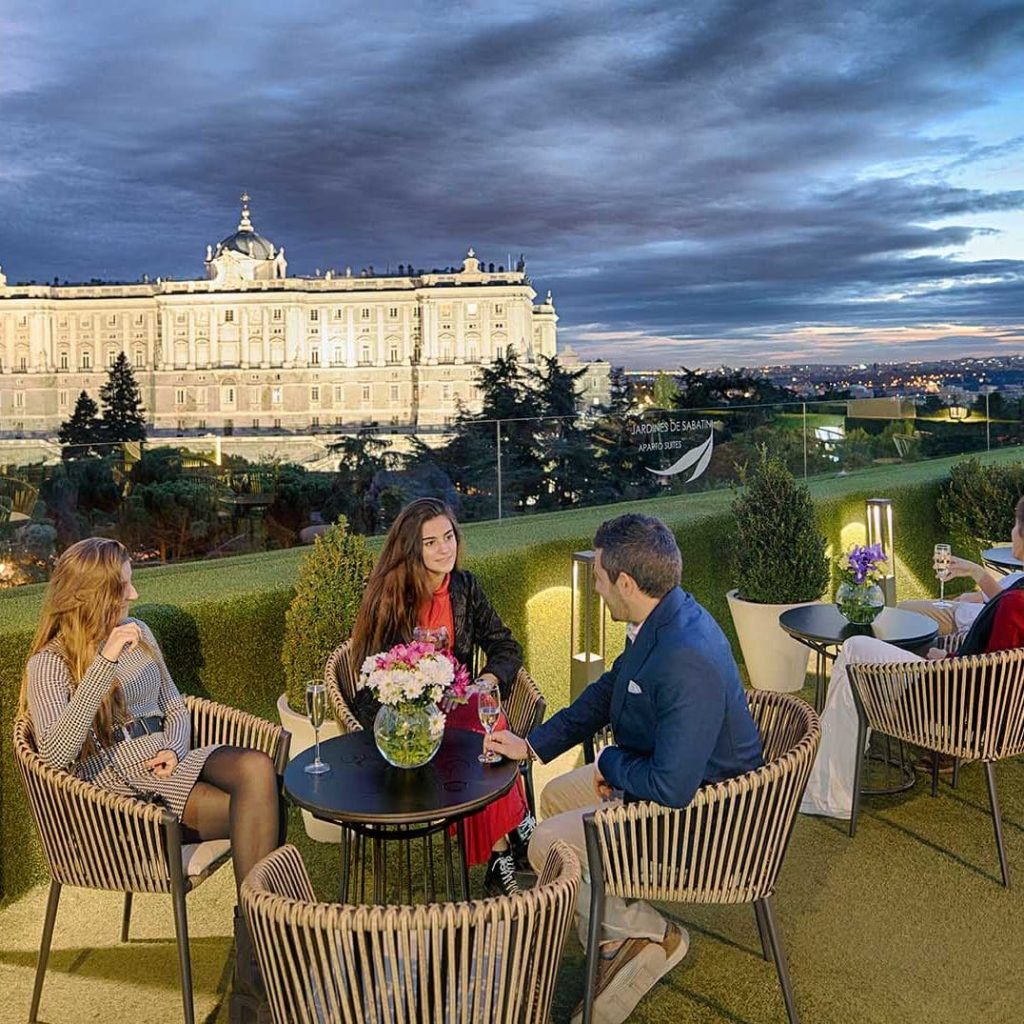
866,497,896,605
570,551,607,702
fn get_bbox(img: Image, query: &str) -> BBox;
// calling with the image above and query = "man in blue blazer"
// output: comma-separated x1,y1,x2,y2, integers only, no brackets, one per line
486,513,763,1024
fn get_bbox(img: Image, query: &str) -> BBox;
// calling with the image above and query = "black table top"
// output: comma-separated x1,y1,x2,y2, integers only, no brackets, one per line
982,546,1023,573
284,727,520,827
779,604,938,650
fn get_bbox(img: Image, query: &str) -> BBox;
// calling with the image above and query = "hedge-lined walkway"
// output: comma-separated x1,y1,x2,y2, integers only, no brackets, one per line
3,726,1024,1024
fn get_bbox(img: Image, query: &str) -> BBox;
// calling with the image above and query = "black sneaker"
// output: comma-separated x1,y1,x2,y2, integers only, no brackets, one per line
484,850,521,897
508,811,537,870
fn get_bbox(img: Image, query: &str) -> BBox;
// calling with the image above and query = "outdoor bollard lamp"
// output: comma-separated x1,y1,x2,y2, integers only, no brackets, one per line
948,404,969,421
571,550,607,702
866,497,896,605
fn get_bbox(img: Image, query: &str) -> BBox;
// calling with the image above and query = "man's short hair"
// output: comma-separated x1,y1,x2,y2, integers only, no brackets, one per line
594,513,682,598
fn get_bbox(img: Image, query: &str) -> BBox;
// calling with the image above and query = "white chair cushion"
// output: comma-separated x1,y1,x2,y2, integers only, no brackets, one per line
182,839,232,877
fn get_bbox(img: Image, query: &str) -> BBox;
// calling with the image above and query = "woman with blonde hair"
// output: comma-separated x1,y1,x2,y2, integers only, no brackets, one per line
350,497,535,896
20,537,281,999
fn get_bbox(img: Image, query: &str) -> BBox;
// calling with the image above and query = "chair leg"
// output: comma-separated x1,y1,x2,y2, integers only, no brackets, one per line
952,757,961,790
983,761,1011,888
121,892,133,942
29,879,61,1023
339,827,351,903
582,817,606,1024
456,819,471,899
849,713,868,838
523,763,537,818
931,753,940,798
752,899,771,961
170,885,195,1024
758,896,800,1024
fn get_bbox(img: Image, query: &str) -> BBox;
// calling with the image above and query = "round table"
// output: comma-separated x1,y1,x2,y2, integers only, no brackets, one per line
285,728,520,904
981,546,1022,575
779,604,938,796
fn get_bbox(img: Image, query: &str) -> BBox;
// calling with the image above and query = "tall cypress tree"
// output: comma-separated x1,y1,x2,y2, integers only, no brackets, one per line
58,391,104,459
99,352,147,442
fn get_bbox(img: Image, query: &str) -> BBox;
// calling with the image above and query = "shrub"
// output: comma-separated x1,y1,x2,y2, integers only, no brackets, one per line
281,518,374,712
937,457,1024,556
730,448,830,603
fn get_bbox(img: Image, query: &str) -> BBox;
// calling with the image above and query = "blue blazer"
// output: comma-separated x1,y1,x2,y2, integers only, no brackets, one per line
529,587,763,808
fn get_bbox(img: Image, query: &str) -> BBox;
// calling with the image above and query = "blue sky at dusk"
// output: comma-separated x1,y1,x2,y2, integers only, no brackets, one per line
1,1,1023,368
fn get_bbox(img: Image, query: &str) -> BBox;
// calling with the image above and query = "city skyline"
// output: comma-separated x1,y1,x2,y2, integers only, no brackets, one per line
2,1,1023,368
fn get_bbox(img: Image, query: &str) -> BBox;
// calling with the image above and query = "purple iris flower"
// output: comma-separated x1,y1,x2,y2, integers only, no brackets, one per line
846,543,887,584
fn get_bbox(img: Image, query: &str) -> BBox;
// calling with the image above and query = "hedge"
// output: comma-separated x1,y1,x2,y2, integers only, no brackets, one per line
2,449,1022,904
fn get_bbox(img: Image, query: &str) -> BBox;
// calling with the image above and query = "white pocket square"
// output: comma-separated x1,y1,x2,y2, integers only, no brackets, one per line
627,680,643,694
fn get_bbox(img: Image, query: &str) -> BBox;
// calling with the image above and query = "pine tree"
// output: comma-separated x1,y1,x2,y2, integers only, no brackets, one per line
58,391,104,459
99,352,147,442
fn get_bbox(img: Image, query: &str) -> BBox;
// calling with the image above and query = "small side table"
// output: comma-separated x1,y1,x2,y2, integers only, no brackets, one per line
981,546,1022,576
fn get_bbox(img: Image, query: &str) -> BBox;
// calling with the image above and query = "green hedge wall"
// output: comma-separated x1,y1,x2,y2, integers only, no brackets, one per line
2,451,1020,904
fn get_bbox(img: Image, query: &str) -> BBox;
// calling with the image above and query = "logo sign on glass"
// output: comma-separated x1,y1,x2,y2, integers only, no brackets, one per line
630,415,715,483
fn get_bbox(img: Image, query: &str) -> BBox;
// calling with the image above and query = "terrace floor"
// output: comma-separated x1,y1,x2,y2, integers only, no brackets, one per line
3,689,1024,1024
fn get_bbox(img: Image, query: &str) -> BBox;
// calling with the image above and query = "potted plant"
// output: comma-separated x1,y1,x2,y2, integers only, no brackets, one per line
279,517,374,840
835,544,887,624
726,449,830,691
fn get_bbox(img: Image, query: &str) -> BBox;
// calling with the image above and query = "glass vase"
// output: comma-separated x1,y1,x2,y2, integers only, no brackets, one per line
373,702,445,769
836,580,885,625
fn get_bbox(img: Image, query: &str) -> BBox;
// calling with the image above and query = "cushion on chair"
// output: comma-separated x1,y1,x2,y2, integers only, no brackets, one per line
182,839,232,878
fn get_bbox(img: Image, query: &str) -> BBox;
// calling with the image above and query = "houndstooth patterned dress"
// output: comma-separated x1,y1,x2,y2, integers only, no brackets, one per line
25,618,219,818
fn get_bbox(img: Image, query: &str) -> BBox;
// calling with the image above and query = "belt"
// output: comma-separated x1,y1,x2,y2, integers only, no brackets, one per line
116,716,165,743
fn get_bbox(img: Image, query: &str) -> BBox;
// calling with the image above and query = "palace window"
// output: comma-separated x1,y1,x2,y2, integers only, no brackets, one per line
273,417,281,430
494,304,504,315
19,356,27,371
14,391,25,409
388,345,399,363
361,385,370,403
334,385,343,401
224,310,235,323
222,386,236,408
466,303,477,315
58,390,68,408
176,389,186,405
360,345,370,364
253,418,260,429
310,309,319,322
108,350,118,367
389,384,399,402
388,307,398,318
333,345,343,365
310,348,320,365
271,387,283,405
273,309,282,321
81,352,92,369
134,349,144,367
311,415,320,428
310,386,320,403
334,308,343,319
360,308,370,320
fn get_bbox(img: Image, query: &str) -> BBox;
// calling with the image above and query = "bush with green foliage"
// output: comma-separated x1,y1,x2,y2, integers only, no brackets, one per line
937,457,1024,556
730,449,830,603
281,518,375,712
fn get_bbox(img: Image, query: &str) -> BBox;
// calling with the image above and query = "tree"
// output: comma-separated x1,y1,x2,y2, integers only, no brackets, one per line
325,430,400,533
58,391,104,458
651,372,680,409
99,352,147,442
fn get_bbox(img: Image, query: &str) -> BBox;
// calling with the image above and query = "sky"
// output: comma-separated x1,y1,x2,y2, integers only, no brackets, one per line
1,1,1023,369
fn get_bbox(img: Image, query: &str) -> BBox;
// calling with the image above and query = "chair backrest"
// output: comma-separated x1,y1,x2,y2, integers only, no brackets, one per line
848,647,1024,760
186,694,292,773
503,667,545,739
324,641,364,734
242,841,581,1024
589,690,820,906
13,715,175,892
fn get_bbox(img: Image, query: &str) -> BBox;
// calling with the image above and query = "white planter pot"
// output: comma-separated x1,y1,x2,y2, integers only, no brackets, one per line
276,692,343,843
726,589,815,693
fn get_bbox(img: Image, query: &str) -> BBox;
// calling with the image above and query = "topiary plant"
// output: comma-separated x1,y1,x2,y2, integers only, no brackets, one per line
281,517,375,712
937,457,1024,558
730,448,829,603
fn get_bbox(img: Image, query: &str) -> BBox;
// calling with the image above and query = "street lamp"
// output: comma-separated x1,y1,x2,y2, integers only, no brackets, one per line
866,497,896,605
570,551,607,702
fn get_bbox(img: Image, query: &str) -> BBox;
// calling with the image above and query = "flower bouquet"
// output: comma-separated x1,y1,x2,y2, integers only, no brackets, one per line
835,543,888,625
358,641,470,768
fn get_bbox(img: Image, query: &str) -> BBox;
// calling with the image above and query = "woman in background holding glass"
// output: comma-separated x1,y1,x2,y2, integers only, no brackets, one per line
802,500,1024,820
350,498,535,896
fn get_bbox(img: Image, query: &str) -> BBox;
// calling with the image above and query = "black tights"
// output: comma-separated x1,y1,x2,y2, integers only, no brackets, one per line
181,746,281,894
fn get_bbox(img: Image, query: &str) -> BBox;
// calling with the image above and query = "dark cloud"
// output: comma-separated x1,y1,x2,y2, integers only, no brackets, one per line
1,0,1023,364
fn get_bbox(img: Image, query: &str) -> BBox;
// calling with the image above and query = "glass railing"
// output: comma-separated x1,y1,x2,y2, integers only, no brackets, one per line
0,392,1020,586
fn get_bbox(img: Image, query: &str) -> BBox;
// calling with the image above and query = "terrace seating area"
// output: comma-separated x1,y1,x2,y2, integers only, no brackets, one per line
3,454,1024,1024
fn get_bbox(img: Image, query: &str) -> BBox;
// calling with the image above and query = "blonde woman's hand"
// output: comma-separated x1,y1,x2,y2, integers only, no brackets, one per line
101,621,142,661
939,555,983,582
144,749,179,778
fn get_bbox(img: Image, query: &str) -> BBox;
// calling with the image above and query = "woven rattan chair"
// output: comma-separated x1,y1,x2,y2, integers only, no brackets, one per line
581,690,820,1024
14,695,291,1024
325,640,546,812
241,839,580,1024
847,648,1024,885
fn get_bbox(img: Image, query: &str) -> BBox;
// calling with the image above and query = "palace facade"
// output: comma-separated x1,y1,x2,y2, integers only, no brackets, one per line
0,197,573,438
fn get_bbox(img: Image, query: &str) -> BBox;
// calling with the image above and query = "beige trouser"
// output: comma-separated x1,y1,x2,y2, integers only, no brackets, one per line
527,763,666,947
896,599,957,636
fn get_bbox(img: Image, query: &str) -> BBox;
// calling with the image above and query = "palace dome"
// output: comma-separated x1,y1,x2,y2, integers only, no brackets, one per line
213,194,277,260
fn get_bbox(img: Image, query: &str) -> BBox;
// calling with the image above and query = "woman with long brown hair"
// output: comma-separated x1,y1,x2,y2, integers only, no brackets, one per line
350,497,535,896
19,537,281,999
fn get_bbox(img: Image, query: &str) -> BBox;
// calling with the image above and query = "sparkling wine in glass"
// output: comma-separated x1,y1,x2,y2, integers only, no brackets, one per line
476,679,502,764
304,680,330,775
934,543,953,608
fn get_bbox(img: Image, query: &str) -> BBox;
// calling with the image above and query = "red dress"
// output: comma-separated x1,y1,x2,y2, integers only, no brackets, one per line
421,575,528,865
984,589,1024,651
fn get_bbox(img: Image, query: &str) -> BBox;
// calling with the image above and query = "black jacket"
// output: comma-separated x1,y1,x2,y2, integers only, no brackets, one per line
352,569,523,729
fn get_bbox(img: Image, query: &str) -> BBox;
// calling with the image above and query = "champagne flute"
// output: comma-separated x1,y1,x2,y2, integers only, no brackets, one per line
304,680,330,775
476,679,502,764
934,543,953,608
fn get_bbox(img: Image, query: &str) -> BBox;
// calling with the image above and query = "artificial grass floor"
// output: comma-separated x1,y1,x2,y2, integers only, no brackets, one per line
3,697,1024,1024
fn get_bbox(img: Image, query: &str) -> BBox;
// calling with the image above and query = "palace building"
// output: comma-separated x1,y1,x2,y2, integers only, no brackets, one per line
0,195,566,438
